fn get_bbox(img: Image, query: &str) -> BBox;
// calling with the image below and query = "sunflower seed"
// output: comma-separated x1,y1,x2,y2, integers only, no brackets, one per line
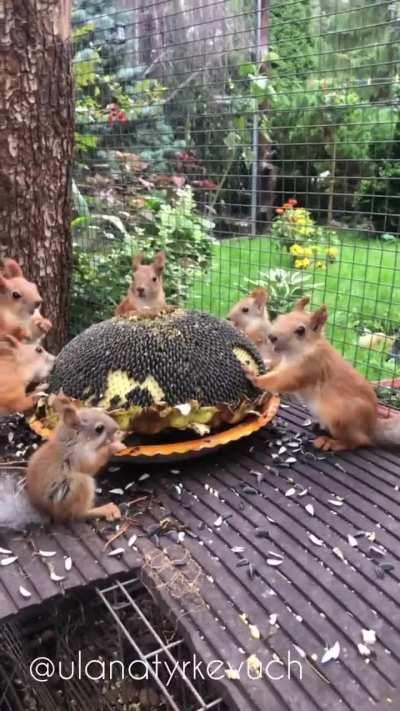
321,641,340,664
328,499,343,507
309,534,323,546
0,547,12,555
241,485,258,495
231,546,245,554
64,557,72,571
302,419,312,427
109,488,124,495
267,558,283,566
268,550,283,559
333,547,346,562
362,629,377,645
19,586,32,598
255,527,269,539
237,558,249,568
214,516,223,527
128,534,138,548
50,570,65,582
347,535,358,547
269,613,278,625
0,556,18,566
357,643,371,657
285,488,296,497
305,504,314,516
293,644,306,658
170,469,180,475
249,624,260,639
298,489,309,497
248,564,256,579
38,550,56,558
278,446,287,455
139,473,150,482
108,547,125,557
381,563,394,573
285,457,297,465
177,531,185,543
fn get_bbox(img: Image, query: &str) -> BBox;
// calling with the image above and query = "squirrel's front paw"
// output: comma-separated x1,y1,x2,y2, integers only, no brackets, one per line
103,502,121,521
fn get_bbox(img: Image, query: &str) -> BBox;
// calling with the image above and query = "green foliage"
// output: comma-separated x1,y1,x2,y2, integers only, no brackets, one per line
134,187,216,304
355,161,400,234
71,246,132,336
70,186,215,334
245,267,322,319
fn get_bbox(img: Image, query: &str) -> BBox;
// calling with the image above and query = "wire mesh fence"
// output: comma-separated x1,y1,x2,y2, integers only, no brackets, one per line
72,0,400,398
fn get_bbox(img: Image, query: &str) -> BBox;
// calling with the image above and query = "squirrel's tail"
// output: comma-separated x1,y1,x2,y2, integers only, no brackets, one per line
373,415,400,447
0,471,42,529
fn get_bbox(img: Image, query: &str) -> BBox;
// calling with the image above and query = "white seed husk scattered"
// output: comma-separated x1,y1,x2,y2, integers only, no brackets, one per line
19,586,32,598
321,641,340,664
0,556,18,566
309,534,323,546
362,629,377,645
305,504,314,516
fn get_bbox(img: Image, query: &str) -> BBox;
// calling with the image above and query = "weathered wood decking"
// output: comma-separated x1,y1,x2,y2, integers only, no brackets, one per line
1,403,399,710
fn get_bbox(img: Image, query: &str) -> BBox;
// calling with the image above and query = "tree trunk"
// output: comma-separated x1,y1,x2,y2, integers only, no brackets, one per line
0,0,74,353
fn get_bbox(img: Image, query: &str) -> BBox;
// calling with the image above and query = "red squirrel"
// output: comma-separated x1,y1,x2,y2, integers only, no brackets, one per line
0,258,43,340
228,287,279,368
26,398,124,522
115,251,167,316
0,335,55,415
247,298,400,451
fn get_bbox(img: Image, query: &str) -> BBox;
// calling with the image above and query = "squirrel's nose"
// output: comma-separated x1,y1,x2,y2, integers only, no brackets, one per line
268,334,278,344
137,287,145,297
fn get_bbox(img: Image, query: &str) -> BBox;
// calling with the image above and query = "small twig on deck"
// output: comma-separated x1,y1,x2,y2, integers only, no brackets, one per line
103,522,131,551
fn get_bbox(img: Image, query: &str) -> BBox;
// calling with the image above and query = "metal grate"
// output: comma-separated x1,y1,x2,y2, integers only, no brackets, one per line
97,577,226,711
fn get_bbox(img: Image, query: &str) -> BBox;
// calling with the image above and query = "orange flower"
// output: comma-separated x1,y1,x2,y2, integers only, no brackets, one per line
282,202,291,209
275,207,284,214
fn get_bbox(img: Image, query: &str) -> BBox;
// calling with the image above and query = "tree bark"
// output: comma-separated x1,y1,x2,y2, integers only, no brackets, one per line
0,0,74,352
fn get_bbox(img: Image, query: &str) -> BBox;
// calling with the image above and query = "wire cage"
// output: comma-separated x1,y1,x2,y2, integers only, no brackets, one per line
72,0,400,407
0,577,227,711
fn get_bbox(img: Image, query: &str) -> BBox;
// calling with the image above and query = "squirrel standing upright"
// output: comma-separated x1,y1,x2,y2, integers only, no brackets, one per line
228,288,279,368
116,251,167,316
26,398,125,522
247,297,400,451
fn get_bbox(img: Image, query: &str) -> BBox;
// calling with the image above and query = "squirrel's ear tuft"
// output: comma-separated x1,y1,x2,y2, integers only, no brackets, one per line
2,259,23,279
132,252,144,271
294,296,310,312
310,305,328,332
250,287,268,309
153,251,166,275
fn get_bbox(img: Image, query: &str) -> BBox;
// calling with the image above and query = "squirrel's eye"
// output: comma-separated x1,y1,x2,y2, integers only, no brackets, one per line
152,276,157,282
295,326,306,336
12,291,21,300
242,307,249,313
95,424,105,435
35,346,43,354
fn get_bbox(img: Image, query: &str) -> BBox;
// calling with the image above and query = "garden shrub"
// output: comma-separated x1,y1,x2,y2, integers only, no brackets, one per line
70,186,215,336
246,267,322,319
271,199,340,269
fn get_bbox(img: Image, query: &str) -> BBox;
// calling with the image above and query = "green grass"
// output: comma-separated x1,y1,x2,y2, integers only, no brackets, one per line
187,230,400,382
